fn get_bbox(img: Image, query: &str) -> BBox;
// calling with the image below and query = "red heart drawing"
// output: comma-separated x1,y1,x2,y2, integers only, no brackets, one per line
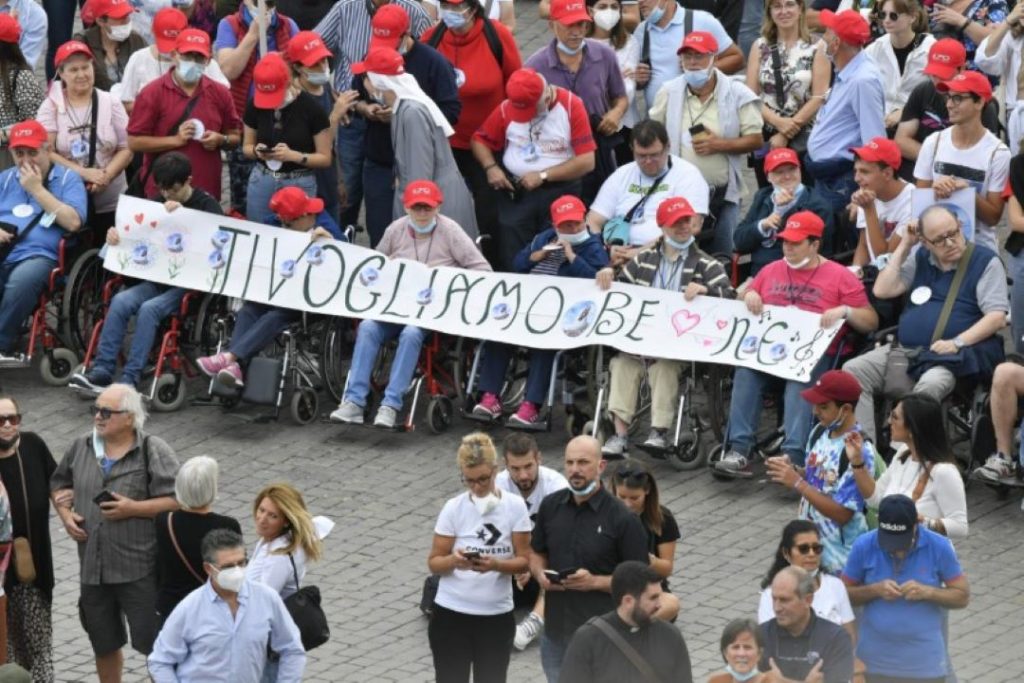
702,339,713,347
134,213,144,224
671,310,700,337
150,221,158,228
716,319,728,330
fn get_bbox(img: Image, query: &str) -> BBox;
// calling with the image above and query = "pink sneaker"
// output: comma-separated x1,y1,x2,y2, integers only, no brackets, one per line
508,401,540,426
197,353,231,377
472,392,502,419
217,362,245,388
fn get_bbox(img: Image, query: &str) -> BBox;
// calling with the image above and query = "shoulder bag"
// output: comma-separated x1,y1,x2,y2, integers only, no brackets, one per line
587,615,665,683
767,44,809,154
126,94,201,198
284,552,330,650
10,449,35,583
166,511,205,584
602,161,672,245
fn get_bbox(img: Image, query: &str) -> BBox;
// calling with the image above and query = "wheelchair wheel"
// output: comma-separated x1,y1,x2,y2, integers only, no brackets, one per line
667,432,706,471
427,396,453,434
60,249,105,356
40,348,78,386
565,411,591,438
581,419,606,443
189,293,230,357
704,364,731,443
151,374,188,413
289,386,319,425
318,317,352,404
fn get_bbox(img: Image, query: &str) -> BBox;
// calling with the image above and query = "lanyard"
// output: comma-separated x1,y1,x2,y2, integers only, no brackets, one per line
656,248,685,290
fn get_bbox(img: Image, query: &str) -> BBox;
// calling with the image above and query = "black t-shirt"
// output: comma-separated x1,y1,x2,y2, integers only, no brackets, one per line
154,509,242,616
148,187,224,215
646,505,680,590
759,613,854,683
892,42,914,75
560,611,694,683
243,91,330,174
0,433,57,599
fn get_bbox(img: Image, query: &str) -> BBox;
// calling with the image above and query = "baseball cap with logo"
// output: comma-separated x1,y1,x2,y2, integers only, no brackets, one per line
936,70,993,102
176,28,211,58
351,47,405,76
877,494,918,553
269,187,325,222
656,196,696,227
93,0,134,19
764,148,800,174
777,211,824,242
0,14,21,44
369,4,410,50
922,38,966,81
253,52,290,109
819,9,871,47
550,0,592,25
800,369,862,405
54,40,94,68
851,136,902,170
505,68,547,123
402,180,444,208
550,195,586,226
677,30,719,55
286,30,333,67
8,120,48,150
153,8,187,54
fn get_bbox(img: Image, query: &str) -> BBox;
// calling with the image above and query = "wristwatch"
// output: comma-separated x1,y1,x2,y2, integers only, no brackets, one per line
300,154,309,166
539,171,549,183
953,335,966,349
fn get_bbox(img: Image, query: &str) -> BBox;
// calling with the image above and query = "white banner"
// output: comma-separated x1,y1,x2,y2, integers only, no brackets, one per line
105,197,841,382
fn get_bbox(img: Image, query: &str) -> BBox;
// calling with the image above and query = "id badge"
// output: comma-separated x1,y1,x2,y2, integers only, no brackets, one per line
70,136,89,163
522,142,539,163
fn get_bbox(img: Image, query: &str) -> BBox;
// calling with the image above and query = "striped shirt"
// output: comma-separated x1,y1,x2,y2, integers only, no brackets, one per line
314,0,433,93
618,237,736,299
50,432,179,585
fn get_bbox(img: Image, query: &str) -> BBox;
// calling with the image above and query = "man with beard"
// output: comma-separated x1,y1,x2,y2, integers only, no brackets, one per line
559,561,693,683
494,433,569,650
529,436,648,683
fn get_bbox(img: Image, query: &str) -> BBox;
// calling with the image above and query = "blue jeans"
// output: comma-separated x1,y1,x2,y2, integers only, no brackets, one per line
478,342,556,406
343,320,426,410
246,167,317,226
362,157,395,248
44,0,80,78
0,256,55,352
93,282,186,386
337,117,367,228
726,356,830,465
707,200,739,256
540,635,567,683
807,165,858,252
228,302,299,362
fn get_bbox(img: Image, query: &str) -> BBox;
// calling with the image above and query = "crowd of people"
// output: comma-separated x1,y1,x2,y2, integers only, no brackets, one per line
0,0,1015,678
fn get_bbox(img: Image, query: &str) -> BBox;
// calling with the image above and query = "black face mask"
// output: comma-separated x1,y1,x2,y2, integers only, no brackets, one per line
0,435,18,451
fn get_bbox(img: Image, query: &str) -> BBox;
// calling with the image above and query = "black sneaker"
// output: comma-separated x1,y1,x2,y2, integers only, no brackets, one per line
69,370,112,394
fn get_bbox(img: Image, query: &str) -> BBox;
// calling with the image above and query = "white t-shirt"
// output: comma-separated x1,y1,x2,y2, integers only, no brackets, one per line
913,127,1011,252
119,47,232,105
757,573,855,626
249,534,307,601
433,490,531,615
590,155,710,245
495,464,569,525
856,182,914,265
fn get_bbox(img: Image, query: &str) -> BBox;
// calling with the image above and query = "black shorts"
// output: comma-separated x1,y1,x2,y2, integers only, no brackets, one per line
78,573,160,657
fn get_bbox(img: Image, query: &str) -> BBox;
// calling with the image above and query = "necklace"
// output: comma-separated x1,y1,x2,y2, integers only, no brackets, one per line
410,223,436,265
784,256,822,307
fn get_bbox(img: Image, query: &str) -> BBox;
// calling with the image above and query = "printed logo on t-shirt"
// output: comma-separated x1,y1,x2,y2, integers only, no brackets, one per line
627,182,670,195
932,161,987,194
476,523,502,546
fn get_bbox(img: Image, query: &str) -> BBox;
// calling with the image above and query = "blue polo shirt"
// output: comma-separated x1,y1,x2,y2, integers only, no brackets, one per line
806,50,885,162
0,165,87,265
841,527,964,679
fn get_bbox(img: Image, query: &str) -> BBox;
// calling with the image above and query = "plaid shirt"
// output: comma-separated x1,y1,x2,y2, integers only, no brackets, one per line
617,237,736,298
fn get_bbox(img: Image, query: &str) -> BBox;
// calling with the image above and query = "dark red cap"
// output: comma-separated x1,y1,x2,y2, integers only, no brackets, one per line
269,186,324,221
505,68,546,123
852,136,902,170
936,70,993,102
153,8,187,54
800,369,862,405
764,148,800,173
351,47,405,76
777,211,824,241
550,195,586,226
369,4,410,50
403,180,444,208
54,40,94,68
819,9,871,46
286,31,333,67
656,196,696,227
0,14,21,44
677,30,718,55
8,120,48,150
253,52,290,108
923,38,966,80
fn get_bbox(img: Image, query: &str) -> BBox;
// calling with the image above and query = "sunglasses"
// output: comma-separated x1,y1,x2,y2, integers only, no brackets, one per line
92,405,129,420
614,466,650,487
794,542,824,555
0,414,21,427
880,10,901,21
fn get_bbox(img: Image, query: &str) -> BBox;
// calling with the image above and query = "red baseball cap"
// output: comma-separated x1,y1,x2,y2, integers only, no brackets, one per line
550,195,586,226
677,30,718,55
253,52,290,108
402,180,444,208
175,28,211,58
269,187,325,222
0,14,21,44
550,0,591,25
800,369,862,405
8,120,48,150
369,4,410,50
505,68,546,124
656,196,696,227
351,47,405,76
777,211,825,242
764,148,800,173
153,8,187,54
819,9,871,47
286,31,333,67
937,70,993,102
93,0,134,19
852,136,902,170
54,40,94,68
923,38,966,80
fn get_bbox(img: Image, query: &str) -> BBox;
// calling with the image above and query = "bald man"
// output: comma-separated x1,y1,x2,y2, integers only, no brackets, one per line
528,436,649,683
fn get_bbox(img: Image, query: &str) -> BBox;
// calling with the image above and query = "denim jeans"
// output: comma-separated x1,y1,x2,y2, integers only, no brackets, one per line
540,635,568,683
93,282,186,386
228,302,300,362
707,200,739,256
0,256,55,352
337,117,367,228
808,168,858,253
342,320,427,410
362,157,395,248
725,355,830,465
44,0,80,78
246,167,318,226
478,342,556,406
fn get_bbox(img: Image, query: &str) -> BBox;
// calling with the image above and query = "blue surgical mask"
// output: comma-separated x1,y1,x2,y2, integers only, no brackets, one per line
725,665,760,682
177,60,204,84
557,230,590,246
568,480,598,496
683,66,712,89
827,406,848,433
557,40,584,55
664,234,694,251
305,69,331,86
410,218,436,235
441,9,468,29
647,0,665,24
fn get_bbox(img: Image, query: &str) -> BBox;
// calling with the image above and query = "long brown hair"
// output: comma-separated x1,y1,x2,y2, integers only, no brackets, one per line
874,0,928,35
609,462,664,535
585,0,629,51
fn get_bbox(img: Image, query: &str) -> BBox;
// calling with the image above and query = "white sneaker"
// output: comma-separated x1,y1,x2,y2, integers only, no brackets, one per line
601,433,629,458
513,612,543,651
374,405,398,429
973,453,1018,483
329,401,364,424
643,429,668,450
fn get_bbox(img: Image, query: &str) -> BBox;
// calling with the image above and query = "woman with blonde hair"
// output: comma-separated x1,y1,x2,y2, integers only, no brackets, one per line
426,432,531,683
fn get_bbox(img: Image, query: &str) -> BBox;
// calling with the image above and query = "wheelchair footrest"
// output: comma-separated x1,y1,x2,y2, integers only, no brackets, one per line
240,357,284,406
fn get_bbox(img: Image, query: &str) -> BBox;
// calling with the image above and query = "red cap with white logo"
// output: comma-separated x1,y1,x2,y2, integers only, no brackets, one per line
0,14,21,45
936,70,993,102
677,30,719,55
153,8,187,54
8,120,48,150
403,180,444,208
270,186,325,222
923,38,966,80
656,196,696,227
369,4,410,50
286,31,333,67
764,148,800,173
550,195,586,226
851,136,902,170
253,52,291,109
351,47,405,76
175,28,211,58
54,40,94,68
777,211,825,242
550,0,591,25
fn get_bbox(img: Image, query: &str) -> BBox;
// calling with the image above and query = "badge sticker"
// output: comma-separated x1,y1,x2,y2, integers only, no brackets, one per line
266,159,283,171
453,68,466,88
70,137,89,161
187,118,205,140
11,204,32,218
910,286,931,305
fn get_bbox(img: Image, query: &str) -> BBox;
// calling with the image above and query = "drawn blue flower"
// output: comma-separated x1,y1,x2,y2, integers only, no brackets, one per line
131,243,153,266
306,245,324,266
165,232,185,253
769,342,787,362
279,259,296,279
740,335,759,354
562,300,595,338
208,249,226,270
416,288,433,306
359,266,380,287
491,303,510,320
211,230,231,249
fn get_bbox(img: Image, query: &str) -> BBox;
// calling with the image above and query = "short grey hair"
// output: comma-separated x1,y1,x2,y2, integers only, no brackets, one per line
919,205,960,234
200,528,244,565
777,566,816,599
175,456,219,510
113,383,147,431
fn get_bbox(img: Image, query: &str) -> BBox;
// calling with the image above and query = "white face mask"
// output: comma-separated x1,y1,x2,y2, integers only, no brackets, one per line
214,565,246,593
472,492,499,516
786,255,812,269
106,23,133,42
592,8,621,31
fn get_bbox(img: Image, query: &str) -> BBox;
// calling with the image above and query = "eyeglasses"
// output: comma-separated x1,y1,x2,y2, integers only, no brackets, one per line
880,10,902,21
462,472,494,487
794,542,824,555
944,93,976,106
923,227,962,247
0,414,21,427
92,405,129,420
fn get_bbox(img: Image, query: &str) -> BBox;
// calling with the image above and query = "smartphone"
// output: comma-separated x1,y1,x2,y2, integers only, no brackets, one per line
543,569,563,584
558,567,579,580
462,550,481,561
93,490,116,505
689,124,709,141
255,143,269,156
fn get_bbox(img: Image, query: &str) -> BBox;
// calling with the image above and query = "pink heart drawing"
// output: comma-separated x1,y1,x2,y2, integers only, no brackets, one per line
716,319,728,330
150,221,158,228
702,338,713,347
123,224,130,232
134,213,144,224
671,309,700,337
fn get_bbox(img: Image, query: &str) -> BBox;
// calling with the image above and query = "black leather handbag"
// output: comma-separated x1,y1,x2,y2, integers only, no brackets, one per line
284,553,330,650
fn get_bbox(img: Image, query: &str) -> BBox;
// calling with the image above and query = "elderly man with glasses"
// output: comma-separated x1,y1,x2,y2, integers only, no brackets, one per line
50,383,180,683
843,204,1009,444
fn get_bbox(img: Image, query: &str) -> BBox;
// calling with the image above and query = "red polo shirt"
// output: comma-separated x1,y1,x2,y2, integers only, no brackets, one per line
127,71,241,200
